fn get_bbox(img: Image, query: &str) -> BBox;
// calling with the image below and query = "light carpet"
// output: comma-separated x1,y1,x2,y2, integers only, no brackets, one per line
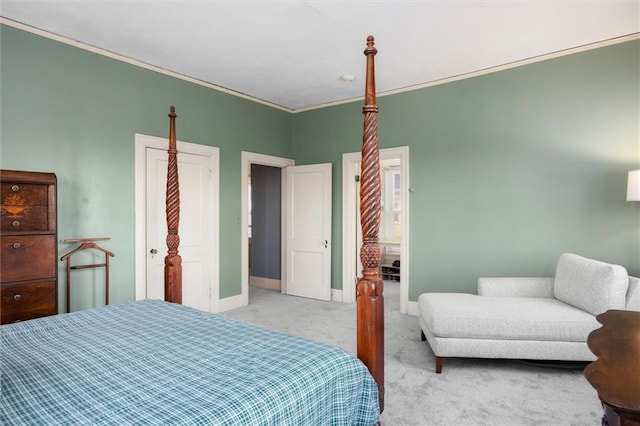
223,282,602,426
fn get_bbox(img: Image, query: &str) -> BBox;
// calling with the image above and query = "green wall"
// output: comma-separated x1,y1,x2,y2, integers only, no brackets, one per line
292,40,640,300
2,23,638,308
0,25,292,309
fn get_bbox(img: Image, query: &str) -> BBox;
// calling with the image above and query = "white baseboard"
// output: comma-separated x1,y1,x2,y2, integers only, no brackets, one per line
249,276,281,291
217,294,244,313
219,287,344,312
407,300,419,316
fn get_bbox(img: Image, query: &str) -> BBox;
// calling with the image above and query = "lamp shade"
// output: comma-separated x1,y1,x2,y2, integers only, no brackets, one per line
627,169,640,201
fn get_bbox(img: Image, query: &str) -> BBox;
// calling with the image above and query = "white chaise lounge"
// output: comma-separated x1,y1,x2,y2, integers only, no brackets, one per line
418,253,640,373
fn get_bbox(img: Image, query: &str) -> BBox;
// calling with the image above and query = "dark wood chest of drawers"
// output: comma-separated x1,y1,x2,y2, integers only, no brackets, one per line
0,170,57,323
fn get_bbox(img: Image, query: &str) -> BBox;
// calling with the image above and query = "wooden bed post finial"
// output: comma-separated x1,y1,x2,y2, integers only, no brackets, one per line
165,105,182,304
357,35,384,413
363,35,377,109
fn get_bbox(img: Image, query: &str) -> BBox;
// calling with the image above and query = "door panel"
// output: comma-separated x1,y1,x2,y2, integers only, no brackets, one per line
146,147,213,312
285,163,332,301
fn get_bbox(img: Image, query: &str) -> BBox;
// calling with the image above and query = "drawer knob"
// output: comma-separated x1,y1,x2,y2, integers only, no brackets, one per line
12,242,22,249
11,220,21,228
13,294,23,301
10,184,19,192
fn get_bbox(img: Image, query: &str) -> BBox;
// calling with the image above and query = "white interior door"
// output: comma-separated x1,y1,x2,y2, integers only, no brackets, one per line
145,145,217,312
285,163,332,301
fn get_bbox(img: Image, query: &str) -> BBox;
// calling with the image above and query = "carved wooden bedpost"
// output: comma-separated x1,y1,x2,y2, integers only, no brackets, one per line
164,106,182,304
357,35,384,413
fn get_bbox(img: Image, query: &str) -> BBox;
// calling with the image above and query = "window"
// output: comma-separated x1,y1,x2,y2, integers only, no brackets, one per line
381,167,401,242
247,182,252,238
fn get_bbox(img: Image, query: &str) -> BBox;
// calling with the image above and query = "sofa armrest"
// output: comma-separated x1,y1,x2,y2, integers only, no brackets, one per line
627,276,640,311
478,277,554,298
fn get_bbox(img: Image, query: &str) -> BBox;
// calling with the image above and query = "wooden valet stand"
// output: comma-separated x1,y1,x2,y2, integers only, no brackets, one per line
60,237,114,313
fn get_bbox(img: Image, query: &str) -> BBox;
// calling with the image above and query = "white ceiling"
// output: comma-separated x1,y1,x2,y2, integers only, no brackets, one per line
2,1,638,111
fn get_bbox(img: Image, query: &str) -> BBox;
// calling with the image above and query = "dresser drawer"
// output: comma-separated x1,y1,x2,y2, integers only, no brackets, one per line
1,182,49,204
1,280,57,323
1,206,50,232
1,235,56,282
1,182,50,232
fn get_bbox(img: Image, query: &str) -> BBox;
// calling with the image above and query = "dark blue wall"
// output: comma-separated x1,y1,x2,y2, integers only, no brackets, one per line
250,164,282,280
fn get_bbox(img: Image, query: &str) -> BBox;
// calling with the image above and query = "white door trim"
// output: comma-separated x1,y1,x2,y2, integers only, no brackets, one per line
240,152,294,308
134,133,220,310
342,146,410,313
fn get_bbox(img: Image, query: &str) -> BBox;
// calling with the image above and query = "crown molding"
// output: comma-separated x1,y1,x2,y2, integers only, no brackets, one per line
2,17,637,114
0,17,294,113
294,33,640,113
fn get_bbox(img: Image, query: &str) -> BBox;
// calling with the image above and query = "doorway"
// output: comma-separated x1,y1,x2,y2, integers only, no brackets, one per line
240,152,294,307
249,164,283,292
342,146,410,313
240,153,333,308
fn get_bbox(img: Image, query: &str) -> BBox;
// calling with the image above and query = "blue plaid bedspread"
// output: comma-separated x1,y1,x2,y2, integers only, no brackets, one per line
0,299,379,425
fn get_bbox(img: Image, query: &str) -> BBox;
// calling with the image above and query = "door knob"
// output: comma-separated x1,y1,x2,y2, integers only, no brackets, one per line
150,248,158,254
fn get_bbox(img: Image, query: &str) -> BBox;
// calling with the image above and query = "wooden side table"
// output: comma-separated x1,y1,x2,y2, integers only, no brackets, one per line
584,310,640,425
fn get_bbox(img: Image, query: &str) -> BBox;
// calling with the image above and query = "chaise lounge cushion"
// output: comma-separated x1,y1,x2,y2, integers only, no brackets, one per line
418,293,599,342
553,253,629,316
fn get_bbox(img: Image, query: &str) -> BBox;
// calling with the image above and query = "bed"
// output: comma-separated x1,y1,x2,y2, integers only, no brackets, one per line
0,36,385,425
